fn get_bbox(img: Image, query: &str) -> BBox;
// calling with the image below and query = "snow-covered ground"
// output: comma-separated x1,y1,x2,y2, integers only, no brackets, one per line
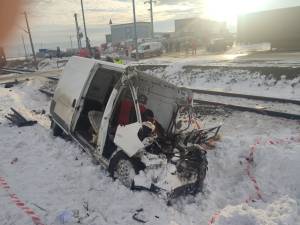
145,65,300,100
0,68,300,225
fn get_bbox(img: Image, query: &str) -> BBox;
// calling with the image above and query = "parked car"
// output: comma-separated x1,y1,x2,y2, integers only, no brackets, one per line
50,56,220,201
131,42,163,59
207,38,233,52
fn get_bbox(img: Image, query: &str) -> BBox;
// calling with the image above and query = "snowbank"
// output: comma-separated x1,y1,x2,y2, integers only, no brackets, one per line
146,65,300,100
215,197,298,225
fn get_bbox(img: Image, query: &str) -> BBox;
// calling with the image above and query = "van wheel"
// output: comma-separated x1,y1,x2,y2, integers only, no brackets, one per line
51,121,63,137
109,152,136,189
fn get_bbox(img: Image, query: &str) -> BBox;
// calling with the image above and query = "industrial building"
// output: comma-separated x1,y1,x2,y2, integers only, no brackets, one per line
238,6,300,50
109,22,151,44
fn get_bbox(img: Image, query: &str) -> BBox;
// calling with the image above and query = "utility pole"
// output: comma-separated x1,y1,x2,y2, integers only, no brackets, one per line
74,13,82,49
24,12,38,70
69,35,73,49
132,0,139,60
21,35,28,59
80,0,92,56
144,0,156,38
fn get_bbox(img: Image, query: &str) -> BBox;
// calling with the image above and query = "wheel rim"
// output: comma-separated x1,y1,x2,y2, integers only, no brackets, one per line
115,159,135,188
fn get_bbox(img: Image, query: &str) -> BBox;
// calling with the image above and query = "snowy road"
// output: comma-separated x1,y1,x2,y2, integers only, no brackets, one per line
0,75,300,225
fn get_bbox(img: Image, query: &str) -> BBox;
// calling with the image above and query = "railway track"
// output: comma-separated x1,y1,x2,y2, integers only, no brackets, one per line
0,67,35,74
192,89,300,120
0,69,62,84
191,89,300,105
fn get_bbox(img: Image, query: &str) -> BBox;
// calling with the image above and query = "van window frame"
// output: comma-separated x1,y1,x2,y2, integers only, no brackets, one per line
95,76,142,159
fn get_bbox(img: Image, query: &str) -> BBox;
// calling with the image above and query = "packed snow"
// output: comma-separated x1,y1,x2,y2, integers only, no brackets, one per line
145,65,300,100
0,65,300,225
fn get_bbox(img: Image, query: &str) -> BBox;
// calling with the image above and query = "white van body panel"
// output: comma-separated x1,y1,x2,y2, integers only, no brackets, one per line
52,56,127,132
53,56,97,130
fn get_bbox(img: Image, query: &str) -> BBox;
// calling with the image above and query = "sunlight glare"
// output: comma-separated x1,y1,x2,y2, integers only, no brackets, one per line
203,0,266,24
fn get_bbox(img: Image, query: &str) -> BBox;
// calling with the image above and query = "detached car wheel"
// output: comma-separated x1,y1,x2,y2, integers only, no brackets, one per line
109,152,136,188
51,121,63,137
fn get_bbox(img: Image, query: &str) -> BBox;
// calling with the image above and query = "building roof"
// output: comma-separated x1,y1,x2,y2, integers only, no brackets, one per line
111,22,151,28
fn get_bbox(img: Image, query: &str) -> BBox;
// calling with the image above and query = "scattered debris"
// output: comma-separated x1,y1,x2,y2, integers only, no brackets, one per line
3,79,19,88
4,83,14,88
32,109,46,115
83,201,89,216
10,157,18,164
56,59,68,68
31,203,47,212
39,78,58,97
5,108,37,127
132,208,147,223
47,76,59,81
39,88,54,97
56,210,74,224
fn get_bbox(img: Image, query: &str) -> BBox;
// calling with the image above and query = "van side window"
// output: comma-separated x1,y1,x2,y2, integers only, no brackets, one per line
110,87,146,130
117,88,138,126
144,45,150,50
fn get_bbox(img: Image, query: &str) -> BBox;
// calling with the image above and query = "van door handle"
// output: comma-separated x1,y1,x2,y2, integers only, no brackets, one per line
72,99,76,108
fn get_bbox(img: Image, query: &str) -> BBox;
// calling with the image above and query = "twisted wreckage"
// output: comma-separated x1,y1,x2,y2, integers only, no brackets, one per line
50,56,220,200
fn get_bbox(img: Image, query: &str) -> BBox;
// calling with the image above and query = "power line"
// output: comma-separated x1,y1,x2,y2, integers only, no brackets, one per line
80,0,92,55
24,12,38,70
74,13,82,49
144,0,156,38
132,0,139,60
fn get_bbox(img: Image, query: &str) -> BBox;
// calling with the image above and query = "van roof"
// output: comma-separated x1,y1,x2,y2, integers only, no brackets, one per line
67,56,176,89
139,42,161,46
77,56,127,72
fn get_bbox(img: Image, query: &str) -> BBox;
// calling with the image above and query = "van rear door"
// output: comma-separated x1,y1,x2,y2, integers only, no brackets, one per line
51,56,97,132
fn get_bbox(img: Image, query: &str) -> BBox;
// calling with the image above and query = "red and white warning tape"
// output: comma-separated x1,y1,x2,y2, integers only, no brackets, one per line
245,140,263,203
208,211,220,225
208,136,300,225
0,176,45,225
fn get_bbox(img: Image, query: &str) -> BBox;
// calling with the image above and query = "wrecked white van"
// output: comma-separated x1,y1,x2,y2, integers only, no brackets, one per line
50,56,220,200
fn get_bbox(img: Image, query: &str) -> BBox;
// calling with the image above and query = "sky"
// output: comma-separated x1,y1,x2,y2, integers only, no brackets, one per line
5,0,300,57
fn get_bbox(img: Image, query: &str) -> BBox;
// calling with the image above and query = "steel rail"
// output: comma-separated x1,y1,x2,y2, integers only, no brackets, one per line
194,99,300,120
191,89,300,105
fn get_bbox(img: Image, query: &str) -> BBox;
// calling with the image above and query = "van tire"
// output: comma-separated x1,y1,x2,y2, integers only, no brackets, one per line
109,151,136,189
51,121,63,137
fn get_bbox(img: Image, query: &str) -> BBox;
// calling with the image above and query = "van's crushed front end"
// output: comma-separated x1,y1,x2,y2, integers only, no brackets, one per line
113,70,221,201
130,105,221,201
132,142,209,199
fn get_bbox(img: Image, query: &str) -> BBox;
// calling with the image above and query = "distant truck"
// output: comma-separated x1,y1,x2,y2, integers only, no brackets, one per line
131,42,163,59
